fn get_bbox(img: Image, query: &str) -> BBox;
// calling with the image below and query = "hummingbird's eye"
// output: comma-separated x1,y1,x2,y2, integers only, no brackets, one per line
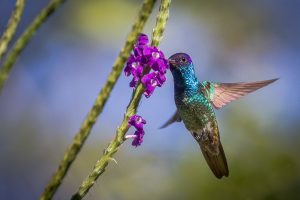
181,57,187,62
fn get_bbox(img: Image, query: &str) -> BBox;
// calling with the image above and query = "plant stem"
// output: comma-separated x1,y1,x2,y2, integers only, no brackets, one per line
0,0,25,61
71,0,171,199
0,0,67,93
39,1,156,200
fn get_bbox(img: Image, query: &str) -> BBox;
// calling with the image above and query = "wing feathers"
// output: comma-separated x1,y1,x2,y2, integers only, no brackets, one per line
160,111,181,129
202,78,278,109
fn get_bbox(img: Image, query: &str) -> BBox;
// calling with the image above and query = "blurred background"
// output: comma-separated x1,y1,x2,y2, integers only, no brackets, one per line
1,0,300,199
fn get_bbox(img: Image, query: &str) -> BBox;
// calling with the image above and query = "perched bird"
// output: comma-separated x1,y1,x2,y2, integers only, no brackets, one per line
162,53,278,179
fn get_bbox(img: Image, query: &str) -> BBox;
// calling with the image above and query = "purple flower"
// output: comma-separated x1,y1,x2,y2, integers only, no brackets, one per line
128,115,146,130
141,72,166,97
124,55,143,78
133,46,143,58
155,72,166,86
144,46,169,74
127,115,147,147
132,130,145,147
124,33,169,96
136,33,149,46
129,76,139,88
141,73,158,98
124,33,169,147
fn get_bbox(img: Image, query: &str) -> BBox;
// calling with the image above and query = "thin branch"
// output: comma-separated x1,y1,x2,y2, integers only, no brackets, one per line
0,0,67,93
0,0,25,61
39,1,156,200
71,0,171,199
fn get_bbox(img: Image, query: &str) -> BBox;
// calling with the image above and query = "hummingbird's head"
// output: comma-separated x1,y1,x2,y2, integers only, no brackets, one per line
168,53,198,90
168,53,192,70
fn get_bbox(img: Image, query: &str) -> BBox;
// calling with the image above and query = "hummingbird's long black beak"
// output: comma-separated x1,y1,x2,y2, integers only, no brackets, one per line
168,58,176,67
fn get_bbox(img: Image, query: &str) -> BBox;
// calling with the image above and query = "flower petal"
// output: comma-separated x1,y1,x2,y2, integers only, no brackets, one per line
137,33,149,46
132,130,144,147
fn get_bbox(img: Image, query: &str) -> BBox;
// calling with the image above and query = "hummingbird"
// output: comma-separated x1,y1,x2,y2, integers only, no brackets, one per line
161,52,278,179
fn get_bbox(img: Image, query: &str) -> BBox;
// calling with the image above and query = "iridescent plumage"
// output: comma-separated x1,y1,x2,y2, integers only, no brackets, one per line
163,52,278,178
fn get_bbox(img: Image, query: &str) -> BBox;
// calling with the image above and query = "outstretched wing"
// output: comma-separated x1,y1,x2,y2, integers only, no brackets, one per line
200,78,278,109
160,111,181,129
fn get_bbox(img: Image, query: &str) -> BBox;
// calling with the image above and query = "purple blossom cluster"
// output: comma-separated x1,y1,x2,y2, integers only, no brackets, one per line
125,33,169,147
124,33,169,97
126,115,147,147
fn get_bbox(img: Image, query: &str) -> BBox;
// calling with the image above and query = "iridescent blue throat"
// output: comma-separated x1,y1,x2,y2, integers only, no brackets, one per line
171,63,199,97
